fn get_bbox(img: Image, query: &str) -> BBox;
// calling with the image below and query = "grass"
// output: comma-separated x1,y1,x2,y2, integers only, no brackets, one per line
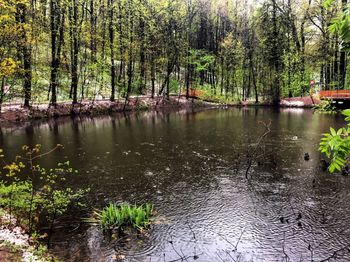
93,203,154,231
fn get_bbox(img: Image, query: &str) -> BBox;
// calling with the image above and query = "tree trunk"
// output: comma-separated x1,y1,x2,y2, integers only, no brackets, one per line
49,0,65,106
339,0,348,89
90,0,97,63
150,54,155,98
138,13,146,94
0,77,5,114
271,0,280,106
124,0,134,109
17,3,32,108
109,0,116,101
70,0,79,104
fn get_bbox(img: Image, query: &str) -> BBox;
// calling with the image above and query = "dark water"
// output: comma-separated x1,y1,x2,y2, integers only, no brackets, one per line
1,107,349,261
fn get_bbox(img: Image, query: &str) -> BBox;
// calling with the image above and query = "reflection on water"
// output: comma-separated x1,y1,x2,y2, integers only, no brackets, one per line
1,108,349,261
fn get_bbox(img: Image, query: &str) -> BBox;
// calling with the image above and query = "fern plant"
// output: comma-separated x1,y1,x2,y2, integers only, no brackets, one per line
319,109,350,173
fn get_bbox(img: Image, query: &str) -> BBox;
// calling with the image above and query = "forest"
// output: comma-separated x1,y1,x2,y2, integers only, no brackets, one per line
0,0,349,109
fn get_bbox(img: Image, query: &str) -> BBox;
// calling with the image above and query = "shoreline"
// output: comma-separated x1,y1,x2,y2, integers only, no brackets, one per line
0,210,55,262
0,96,216,124
0,96,319,127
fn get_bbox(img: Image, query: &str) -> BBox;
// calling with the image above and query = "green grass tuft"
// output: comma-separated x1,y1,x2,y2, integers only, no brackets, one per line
93,203,154,231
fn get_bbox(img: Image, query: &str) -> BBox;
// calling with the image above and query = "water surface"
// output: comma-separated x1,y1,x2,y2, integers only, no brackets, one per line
1,108,349,261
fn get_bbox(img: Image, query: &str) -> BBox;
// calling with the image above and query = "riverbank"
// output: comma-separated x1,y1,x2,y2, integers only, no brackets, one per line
202,96,320,108
0,96,217,125
280,96,320,108
0,95,320,126
0,210,55,262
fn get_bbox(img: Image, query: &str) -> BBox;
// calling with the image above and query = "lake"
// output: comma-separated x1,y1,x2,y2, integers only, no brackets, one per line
1,107,349,261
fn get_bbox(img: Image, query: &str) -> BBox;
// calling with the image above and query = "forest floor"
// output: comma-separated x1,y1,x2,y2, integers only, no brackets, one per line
0,95,319,126
0,210,54,262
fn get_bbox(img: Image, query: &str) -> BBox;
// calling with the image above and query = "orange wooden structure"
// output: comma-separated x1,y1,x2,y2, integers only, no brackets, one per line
319,90,350,100
182,89,203,98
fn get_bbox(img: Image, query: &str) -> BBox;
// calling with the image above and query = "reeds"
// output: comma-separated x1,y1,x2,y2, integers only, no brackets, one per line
94,203,154,231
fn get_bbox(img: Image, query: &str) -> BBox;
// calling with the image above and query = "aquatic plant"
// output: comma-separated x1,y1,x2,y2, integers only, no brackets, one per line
319,109,350,173
94,203,154,231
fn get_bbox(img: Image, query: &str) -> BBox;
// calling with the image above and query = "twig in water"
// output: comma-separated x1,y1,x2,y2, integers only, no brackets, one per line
169,238,186,261
187,222,196,240
225,250,237,262
282,232,290,262
180,250,189,262
245,120,272,179
234,227,246,251
308,243,314,261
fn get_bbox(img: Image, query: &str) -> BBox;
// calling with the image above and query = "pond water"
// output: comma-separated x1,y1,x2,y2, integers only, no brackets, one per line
1,107,350,261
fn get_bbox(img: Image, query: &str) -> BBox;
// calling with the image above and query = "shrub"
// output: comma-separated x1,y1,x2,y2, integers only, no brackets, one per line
319,109,350,173
0,145,88,242
313,99,337,114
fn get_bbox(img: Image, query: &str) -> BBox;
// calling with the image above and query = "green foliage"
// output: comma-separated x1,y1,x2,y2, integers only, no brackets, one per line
328,1,350,50
319,109,350,173
0,145,88,236
313,100,337,114
93,202,154,231
0,0,345,107
323,0,337,8
169,79,181,93
198,88,239,104
189,50,215,74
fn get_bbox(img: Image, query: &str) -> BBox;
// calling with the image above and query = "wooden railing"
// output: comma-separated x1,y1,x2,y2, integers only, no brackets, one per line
320,90,350,99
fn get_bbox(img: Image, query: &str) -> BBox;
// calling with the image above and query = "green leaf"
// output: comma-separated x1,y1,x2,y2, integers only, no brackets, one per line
330,128,337,136
323,0,336,9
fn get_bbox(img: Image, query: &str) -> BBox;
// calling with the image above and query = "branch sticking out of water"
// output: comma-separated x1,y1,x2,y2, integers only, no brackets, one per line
245,120,272,179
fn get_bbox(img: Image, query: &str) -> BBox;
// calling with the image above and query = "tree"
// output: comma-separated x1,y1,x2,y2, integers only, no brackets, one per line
49,0,65,106
0,0,348,108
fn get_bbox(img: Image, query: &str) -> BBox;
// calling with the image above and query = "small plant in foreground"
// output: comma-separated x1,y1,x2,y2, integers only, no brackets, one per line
0,145,88,246
93,203,154,231
313,100,337,114
319,109,350,173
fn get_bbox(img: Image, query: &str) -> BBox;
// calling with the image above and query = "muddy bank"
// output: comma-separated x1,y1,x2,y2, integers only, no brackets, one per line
0,96,217,126
202,96,320,108
0,95,321,128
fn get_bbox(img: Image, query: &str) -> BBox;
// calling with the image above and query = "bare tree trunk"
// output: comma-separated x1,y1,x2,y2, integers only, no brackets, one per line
0,77,5,114
138,10,146,94
90,0,97,63
109,0,116,101
17,3,32,107
69,0,79,104
49,0,65,106
124,0,134,109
